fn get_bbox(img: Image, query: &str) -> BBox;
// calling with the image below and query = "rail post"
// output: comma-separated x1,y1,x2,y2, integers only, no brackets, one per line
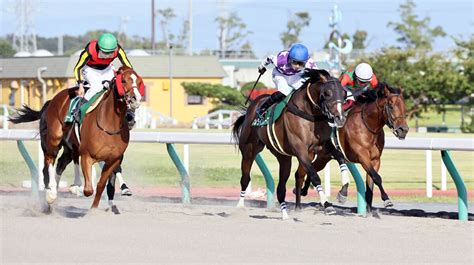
347,163,367,215
255,153,275,209
166,143,191,204
441,150,468,221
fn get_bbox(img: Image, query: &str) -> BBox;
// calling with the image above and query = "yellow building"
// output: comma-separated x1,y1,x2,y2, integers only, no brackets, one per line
0,55,226,123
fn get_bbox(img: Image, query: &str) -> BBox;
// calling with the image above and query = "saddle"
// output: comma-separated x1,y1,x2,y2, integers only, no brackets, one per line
251,91,295,127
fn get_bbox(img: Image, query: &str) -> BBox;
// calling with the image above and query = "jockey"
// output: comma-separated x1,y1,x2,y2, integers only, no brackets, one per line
67,33,135,126
340,62,379,111
255,43,317,121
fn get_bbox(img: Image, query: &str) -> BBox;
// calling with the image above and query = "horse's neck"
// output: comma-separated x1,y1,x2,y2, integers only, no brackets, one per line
361,98,386,132
100,90,126,123
291,84,322,116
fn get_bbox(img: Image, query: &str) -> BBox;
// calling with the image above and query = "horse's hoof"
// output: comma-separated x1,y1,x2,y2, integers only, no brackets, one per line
236,200,245,208
384,200,394,208
282,211,290,220
45,188,57,204
301,190,308,196
324,206,337,215
83,188,93,197
336,192,347,204
68,185,83,196
121,188,132,196
111,205,121,215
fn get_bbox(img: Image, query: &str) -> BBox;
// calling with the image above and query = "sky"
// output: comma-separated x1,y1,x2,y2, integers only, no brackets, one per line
1,0,473,57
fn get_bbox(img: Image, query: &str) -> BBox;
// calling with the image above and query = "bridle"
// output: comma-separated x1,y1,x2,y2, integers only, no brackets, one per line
96,70,140,135
361,91,405,134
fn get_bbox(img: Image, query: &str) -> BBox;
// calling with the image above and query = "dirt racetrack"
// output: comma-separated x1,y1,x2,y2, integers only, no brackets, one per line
1,192,473,264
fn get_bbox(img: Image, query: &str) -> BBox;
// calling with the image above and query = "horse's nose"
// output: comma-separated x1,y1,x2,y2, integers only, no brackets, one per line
396,126,409,139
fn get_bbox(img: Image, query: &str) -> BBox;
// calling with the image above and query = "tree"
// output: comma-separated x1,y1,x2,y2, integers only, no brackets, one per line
157,8,176,47
387,0,445,51
182,82,245,110
352,30,368,50
0,39,15,57
280,12,311,48
215,12,252,55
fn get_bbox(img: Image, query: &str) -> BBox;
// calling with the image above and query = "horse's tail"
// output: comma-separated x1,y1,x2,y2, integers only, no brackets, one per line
9,101,50,124
232,113,246,145
8,100,50,124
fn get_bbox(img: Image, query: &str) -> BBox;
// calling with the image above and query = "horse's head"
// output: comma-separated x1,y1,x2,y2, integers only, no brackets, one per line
378,83,409,139
113,66,145,111
304,69,346,128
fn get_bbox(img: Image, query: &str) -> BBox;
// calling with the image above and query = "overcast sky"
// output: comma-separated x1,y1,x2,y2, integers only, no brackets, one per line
1,0,472,57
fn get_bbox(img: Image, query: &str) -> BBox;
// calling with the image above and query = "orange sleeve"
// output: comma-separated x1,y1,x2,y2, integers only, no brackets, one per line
370,74,379,88
339,74,351,87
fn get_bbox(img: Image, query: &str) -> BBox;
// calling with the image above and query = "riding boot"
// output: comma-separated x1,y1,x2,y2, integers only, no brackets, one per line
72,97,88,123
125,109,136,130
255,91,286,120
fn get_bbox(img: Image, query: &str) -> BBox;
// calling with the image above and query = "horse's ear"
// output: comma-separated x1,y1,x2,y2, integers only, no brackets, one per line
384,84,391,96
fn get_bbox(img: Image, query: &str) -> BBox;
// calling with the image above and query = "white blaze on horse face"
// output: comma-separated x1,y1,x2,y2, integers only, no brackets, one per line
337,102,342,116
130,74,142,102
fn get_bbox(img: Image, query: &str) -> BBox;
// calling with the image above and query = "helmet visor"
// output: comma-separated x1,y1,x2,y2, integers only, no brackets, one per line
98,50,114,59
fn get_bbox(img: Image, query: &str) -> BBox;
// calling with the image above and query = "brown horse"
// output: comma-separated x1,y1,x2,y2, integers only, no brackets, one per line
232,69,346,219
10,66,143,209
296,83,409,212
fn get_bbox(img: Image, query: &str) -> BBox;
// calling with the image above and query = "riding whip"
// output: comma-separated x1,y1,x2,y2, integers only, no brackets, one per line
244,70,265,105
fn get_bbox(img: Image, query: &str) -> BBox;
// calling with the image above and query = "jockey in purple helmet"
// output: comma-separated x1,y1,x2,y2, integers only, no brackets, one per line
255,43,317,120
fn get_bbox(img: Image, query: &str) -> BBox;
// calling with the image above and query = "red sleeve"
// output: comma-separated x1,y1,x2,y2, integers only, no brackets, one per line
339,74,351,87
370,74,379,88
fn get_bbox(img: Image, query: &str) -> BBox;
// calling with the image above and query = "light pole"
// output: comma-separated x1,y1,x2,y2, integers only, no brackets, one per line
169,44,173,118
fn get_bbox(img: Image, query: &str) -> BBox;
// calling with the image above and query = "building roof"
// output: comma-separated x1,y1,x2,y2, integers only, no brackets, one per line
0,55,226,79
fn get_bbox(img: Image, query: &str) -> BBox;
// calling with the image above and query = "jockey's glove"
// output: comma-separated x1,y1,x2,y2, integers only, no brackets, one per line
258,65,267,75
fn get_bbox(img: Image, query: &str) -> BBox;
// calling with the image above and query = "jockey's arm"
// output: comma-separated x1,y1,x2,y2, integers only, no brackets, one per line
117,45,133,68
370,73,379,88
73,48,90,84
262,55,276,67
339,73,351,87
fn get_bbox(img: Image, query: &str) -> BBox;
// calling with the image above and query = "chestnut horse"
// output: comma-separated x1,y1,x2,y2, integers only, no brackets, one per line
10,66,143,209
296,83,409,212
232,69,346,219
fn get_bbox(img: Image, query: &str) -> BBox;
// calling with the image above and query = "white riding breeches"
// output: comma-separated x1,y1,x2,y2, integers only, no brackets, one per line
82,65,115,100
271,68,307,96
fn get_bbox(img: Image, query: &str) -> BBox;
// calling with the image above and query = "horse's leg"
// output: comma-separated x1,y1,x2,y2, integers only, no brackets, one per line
42,138,61,204
329,147,350,204
294,164,306,211
91,159,121,208
275,155,292,220
372,158,393,208
295,150,335,215
358,155,377,213
301,173,312,196
81,154,95,197
237,143,263,208
106,172,116,203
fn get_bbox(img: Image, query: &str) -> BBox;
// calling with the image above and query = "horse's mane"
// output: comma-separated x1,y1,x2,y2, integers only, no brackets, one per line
301,69,332,89
376,82,402,98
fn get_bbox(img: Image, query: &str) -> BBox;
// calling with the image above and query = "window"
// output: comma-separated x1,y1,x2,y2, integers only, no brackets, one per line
187,95,203,105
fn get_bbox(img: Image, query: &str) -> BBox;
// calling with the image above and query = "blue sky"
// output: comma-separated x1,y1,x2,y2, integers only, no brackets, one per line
1,0,472,57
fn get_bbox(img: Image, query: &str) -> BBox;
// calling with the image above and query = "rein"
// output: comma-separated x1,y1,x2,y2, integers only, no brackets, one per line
288,80,335,122
361,93,404,134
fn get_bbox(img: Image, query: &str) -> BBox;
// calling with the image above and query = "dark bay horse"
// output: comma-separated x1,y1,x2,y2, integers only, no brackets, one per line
232,69,346,219
296,83,409,212
10,66,144,209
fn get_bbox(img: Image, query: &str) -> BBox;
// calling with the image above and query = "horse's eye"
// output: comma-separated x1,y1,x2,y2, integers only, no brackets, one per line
324,90,333,98
122,79,126,84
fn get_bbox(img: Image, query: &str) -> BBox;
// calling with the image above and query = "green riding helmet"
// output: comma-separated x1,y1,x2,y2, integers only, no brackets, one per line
98,33,118,53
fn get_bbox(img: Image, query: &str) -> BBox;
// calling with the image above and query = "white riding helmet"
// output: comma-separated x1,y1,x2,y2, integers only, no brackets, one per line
355,63,373,82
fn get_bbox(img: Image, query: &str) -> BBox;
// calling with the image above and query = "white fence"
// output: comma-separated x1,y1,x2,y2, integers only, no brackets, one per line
192,110,240,129
0,129,472,197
